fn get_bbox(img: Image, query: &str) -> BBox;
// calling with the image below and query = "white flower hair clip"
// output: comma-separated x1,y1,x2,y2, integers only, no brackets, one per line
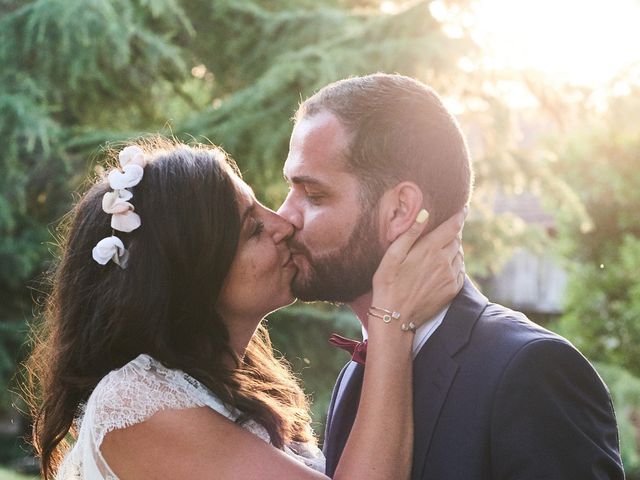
92,146,145,268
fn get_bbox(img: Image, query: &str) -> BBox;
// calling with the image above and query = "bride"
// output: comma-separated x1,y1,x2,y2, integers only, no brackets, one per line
26,138,464,479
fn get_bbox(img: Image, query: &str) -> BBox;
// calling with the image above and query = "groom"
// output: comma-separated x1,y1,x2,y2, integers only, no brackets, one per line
278,74,624,479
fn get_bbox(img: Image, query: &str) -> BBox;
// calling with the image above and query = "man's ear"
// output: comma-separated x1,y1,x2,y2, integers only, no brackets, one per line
379,182,424,243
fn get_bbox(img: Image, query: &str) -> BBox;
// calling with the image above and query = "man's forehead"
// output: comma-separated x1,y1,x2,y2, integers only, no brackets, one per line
284,111,351,181
294,111,349,152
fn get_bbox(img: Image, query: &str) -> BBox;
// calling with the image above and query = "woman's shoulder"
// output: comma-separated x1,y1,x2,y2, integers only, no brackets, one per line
70,354,325,477
83,354,237,445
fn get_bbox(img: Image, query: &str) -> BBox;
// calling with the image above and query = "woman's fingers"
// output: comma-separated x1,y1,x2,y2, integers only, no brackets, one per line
403,209,465,269
380,209,430,267
425,210,465,250
371,207,468,328
453,246,465,288
441,237,461,262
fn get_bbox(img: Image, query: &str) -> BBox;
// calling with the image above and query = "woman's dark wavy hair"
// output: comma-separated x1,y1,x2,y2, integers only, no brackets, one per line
25,138,314,479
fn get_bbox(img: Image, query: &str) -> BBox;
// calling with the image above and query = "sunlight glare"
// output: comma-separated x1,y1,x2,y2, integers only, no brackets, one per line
471,0,640,85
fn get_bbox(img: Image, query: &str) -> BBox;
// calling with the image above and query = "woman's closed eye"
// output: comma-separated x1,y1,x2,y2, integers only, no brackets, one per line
250,219,265,238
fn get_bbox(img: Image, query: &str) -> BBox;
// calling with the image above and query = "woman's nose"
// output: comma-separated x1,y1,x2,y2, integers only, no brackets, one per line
270,212,295,244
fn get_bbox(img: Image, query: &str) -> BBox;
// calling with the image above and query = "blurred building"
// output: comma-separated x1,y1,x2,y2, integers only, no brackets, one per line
479,191,568,325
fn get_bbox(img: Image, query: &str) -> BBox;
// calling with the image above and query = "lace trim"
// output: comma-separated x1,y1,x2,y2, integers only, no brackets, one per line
86,354,236,447
59,354,324,478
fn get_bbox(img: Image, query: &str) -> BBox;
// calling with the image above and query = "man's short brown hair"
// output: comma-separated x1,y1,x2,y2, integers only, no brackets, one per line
296,73,473,228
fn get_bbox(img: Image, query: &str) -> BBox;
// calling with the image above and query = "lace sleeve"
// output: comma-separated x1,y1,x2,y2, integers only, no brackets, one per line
57,354,324,479
85,354,237,448
57,354,237,480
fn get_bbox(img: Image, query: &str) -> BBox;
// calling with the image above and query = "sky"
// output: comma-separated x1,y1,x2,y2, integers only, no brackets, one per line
469,0,640,86
381,0,640,87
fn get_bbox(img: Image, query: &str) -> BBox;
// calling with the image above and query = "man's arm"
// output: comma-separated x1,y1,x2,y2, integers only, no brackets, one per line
491,338,624,479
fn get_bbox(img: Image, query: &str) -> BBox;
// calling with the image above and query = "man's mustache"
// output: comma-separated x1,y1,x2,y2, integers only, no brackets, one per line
286,236,312,258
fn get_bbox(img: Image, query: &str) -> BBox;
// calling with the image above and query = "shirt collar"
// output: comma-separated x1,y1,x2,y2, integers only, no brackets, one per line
361,303,450,358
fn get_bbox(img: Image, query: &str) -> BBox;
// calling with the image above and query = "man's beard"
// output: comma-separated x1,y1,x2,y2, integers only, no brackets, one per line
289,207,385,303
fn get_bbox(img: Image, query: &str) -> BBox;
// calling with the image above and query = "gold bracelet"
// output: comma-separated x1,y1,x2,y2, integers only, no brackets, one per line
368,306,415,332
401,322,417,334
368,306,401,323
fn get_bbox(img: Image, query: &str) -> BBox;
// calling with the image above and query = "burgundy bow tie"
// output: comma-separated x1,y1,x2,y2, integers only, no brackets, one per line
329,333,367,365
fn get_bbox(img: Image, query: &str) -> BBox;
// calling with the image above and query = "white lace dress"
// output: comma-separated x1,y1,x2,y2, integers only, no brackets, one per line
56,354,325,479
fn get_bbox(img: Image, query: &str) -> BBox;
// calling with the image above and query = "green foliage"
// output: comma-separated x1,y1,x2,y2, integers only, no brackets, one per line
267,303,361,440
557,234,640,373
0,466,38,480
552,84,640,376
0,0,192,125
595,363,640,476
0,322,28,409
0,0,198,323
178,0,474,203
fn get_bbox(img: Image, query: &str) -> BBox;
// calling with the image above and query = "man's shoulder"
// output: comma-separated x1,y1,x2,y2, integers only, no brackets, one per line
435,298,597,394
432,280,575,360
465,300,574,356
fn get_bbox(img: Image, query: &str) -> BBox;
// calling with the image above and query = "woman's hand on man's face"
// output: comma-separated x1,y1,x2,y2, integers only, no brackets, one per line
371,208,466,328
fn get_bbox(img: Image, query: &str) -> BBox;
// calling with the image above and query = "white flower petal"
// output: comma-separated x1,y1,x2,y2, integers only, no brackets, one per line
102,191,134,214
116,189,133,201
108,164,144,190
119,146,145,169
92,236,125,265
111,210,141,232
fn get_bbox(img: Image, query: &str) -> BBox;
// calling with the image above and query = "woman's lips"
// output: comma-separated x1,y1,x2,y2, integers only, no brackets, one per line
282,253,295,268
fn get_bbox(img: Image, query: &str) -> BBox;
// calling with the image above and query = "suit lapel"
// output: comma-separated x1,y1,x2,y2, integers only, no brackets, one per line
411,278,488,479
324,362,349,445
411,339,459,479
324,361,365,477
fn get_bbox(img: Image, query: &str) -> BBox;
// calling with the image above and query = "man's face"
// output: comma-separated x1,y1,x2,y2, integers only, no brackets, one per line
278,111,385,302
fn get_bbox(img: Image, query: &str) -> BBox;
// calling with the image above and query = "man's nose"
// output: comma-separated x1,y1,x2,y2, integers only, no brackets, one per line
277,194,303,231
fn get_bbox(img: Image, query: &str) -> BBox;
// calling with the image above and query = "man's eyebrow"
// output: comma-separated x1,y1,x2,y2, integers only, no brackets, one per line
286,175,325,186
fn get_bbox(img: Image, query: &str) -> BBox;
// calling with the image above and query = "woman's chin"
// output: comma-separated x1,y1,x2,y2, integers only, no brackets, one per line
277,292,297,310
262,292,296,317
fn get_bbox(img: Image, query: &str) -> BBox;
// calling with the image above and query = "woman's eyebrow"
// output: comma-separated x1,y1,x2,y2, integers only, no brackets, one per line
240,203,256,226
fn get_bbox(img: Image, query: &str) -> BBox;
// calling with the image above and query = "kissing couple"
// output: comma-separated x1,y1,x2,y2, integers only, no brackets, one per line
27,74,623,479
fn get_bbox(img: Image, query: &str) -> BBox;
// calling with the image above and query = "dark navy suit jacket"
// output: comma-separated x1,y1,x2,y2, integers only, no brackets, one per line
323,279,624,479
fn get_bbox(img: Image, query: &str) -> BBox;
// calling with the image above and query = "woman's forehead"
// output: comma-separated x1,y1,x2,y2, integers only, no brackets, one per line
230,174,255,208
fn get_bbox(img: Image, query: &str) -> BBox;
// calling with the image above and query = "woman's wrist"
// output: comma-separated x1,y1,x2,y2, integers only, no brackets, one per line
367,305,417,334
366,304,416,353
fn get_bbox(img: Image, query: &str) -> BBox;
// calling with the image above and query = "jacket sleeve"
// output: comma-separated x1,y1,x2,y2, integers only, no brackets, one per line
490,338,624,479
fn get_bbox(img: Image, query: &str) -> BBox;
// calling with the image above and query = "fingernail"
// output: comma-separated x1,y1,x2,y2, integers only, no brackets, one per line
416,209,429,224
463,205,469,218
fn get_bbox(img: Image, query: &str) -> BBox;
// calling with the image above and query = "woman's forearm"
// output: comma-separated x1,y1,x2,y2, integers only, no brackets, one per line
333,320,415,480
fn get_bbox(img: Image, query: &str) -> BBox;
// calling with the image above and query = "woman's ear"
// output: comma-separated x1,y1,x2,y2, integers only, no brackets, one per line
378,182,424,243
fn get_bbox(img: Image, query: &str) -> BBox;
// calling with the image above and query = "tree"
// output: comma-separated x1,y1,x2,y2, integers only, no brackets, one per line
550,75,640,374
0,0,480,440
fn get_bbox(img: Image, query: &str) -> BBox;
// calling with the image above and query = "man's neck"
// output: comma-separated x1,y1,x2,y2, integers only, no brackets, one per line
348,291,373,330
